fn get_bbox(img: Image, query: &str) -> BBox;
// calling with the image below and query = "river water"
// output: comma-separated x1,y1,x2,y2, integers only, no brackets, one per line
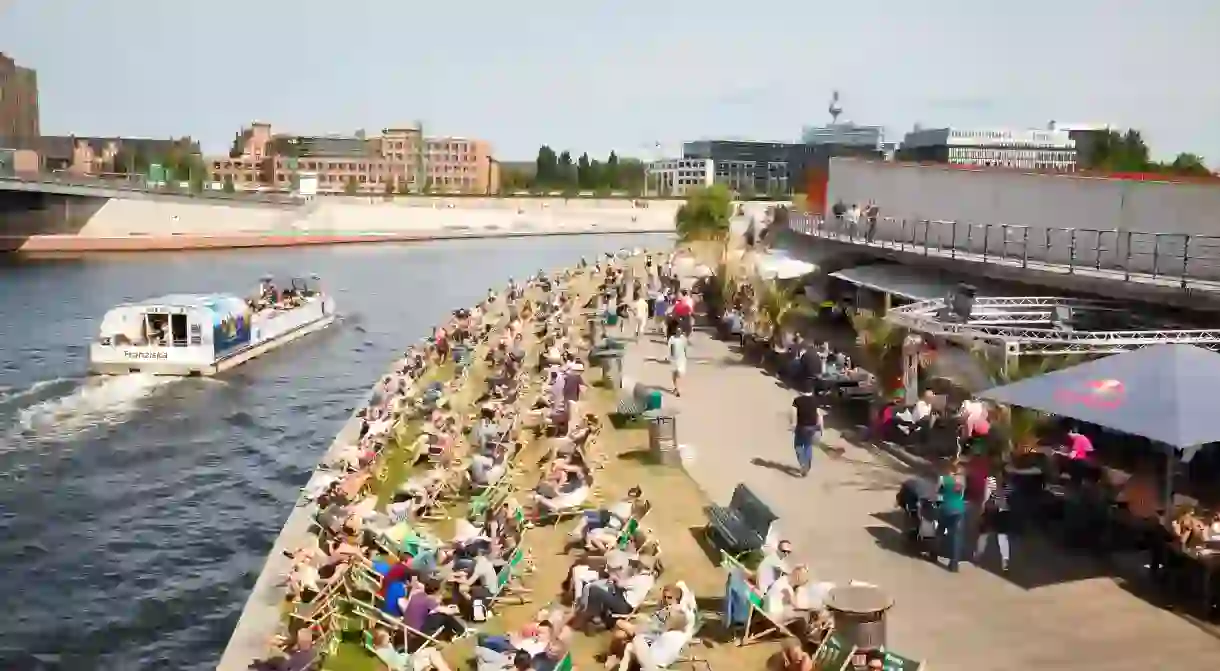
0,233,669,670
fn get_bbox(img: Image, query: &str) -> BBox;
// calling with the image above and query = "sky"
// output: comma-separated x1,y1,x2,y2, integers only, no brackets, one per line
2,0,1219,164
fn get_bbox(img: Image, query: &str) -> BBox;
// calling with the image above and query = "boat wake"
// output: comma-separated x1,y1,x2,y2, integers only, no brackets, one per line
7,375,175,444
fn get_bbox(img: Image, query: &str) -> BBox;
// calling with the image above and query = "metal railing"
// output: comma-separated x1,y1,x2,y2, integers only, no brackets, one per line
788,214,1220,288
0,173,306,206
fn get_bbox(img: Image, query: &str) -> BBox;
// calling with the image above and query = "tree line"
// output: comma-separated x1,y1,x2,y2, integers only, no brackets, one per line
111,137,208,192
499,146,647,195
1080,129,1212,177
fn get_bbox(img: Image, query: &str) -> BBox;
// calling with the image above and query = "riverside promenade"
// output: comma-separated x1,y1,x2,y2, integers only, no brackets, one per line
621,327,1220,670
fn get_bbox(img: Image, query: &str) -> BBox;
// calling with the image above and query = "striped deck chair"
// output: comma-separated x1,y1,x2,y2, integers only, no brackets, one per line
720,550,798,646
345,597,457,653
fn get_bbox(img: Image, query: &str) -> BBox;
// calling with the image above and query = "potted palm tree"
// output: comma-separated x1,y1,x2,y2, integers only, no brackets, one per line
970,347,1084,460
755,278,798,370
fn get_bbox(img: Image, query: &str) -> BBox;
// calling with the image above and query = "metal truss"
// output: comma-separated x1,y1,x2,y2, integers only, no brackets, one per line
886,296,1220,357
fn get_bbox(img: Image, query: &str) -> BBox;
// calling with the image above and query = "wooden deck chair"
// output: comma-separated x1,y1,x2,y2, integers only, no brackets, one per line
720,550,799,646
551,651,574,671
809,631,857,671
346,597,455,652
486,545,533,609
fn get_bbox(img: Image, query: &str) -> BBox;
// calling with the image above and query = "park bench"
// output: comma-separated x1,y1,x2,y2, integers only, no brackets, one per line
704,483,779,556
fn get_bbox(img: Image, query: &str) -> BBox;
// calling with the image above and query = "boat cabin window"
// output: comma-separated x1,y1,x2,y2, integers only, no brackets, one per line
144,313,187,347
170,313,188,347
145,313,169,346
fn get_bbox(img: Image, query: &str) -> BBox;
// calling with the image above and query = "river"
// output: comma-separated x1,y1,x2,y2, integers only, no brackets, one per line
0,233,670,670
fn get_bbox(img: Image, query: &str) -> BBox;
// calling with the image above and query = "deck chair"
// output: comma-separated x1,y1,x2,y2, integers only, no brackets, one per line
347,597,456,653
361,627,444,671
720,550,799,646
615,501,654,550
486,545,533,610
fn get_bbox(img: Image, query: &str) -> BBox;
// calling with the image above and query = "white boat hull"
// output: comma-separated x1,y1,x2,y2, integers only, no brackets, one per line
89,297,336,376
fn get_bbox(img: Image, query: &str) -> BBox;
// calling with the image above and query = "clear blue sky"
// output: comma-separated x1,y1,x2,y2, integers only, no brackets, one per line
2,0,1218,164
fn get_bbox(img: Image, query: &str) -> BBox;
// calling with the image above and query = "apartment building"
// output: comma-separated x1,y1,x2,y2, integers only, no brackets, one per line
644,158,713,196
209,122,497,194
0,52,40,150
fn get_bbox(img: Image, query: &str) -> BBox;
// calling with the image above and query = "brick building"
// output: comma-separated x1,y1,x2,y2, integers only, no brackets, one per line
210,122,498,194
0,52,40,150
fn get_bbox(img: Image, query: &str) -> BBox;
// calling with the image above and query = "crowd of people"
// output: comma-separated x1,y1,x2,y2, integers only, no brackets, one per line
247,252,722,671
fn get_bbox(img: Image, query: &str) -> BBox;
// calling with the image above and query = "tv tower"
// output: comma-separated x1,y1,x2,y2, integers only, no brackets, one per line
828,90,843,124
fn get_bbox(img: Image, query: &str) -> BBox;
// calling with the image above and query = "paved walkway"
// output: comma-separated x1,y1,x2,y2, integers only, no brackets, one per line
622,328,1220,671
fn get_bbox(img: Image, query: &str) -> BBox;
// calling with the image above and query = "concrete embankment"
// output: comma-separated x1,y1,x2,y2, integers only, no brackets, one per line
5,197,780,253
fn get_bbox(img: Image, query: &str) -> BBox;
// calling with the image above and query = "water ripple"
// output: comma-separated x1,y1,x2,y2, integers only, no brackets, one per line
0,233,671,670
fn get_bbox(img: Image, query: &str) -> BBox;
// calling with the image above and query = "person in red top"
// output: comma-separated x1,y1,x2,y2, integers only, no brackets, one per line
671,289,695,336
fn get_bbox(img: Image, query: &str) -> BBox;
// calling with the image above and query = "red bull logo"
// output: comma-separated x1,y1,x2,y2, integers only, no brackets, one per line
1055,378,1126,410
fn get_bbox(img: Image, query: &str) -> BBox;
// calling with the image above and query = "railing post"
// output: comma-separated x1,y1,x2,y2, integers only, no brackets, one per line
1123,230,1132,281
1182,235,1191,288
1096,230,1107,271
1022,227,1029,268
1069,228,1077,274
982,225,991,263
1152,234,1160,279
923,220,930,255
1044,227,1051,266
951,221,958,259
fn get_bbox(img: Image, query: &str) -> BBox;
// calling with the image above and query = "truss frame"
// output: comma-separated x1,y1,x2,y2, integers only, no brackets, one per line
886,296,1220,357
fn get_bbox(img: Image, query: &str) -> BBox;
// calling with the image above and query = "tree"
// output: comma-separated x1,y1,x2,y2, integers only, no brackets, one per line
535,146,558,188
971,348,1086,458
222,175,236,193
675,184,732,241
557,151,576,188
754,279,798,340
849,312,907,397
576,152,593,190
344,176,359,195
1168,153,1211,177
604,151,621,190
384,177,397,199
396,177,411,195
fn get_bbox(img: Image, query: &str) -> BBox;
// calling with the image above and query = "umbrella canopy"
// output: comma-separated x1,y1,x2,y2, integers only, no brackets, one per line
978,344,1220,449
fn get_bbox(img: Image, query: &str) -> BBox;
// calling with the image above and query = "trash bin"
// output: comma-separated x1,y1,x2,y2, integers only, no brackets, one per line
825,584,894,654
645,410,680,466
603,351,624,389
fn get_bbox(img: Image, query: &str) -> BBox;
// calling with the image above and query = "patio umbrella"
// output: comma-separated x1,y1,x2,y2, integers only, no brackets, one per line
979,344,1220,510
977,344,1220,450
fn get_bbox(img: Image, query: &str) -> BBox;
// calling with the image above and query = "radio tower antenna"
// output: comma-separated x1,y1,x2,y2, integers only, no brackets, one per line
828,90,843,124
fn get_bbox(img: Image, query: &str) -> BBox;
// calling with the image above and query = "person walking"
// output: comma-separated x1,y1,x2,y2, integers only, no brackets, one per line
667,328,688,397
789,384,824,477
975,468,1013,571
936,460,967,572
633,292,649,340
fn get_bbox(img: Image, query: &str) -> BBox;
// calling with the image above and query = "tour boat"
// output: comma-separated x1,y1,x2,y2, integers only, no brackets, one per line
89,275,337,376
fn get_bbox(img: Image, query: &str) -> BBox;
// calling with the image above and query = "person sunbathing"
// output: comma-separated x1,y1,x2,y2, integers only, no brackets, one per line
768,638,814,671
601,583,687,669
401,579,467,645
370,628,453,671
531,462,589,520
470,442,509,488
614,603,689,671
572,555,658,631
567,487,644,545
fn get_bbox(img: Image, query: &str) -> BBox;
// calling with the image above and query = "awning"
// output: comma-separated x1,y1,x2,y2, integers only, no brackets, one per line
828,263,1005,302
979,344,1220,450
754,245,836,281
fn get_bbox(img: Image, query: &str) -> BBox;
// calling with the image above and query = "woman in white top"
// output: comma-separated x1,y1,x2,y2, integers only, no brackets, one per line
764,565,812,625
667,332,688,397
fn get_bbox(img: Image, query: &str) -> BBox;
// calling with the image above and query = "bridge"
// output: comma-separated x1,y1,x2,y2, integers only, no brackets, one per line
783,214,1220,311
0,174,299,204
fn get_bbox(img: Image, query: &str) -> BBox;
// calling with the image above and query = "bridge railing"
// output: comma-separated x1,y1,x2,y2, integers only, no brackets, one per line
0,173,305,206
789,213,1220,287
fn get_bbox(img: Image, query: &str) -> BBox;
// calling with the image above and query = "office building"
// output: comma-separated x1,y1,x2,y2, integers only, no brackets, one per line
801,122,886,149
644,158,713,196
209,122,497,194
682,140,795,194
898,126,1076,171
0,52,40,150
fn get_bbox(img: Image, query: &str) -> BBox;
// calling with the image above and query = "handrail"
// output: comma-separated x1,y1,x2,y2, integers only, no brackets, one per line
786,213,1220,287
0,174,305,205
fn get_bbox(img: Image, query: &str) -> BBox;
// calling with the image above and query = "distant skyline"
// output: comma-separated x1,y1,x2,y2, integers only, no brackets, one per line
2,0,1218,164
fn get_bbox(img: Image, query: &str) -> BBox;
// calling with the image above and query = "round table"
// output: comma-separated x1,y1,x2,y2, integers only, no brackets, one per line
825,584,894,653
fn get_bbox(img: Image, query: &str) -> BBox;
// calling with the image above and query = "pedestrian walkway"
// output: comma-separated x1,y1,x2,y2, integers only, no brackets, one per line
622,328,1220,671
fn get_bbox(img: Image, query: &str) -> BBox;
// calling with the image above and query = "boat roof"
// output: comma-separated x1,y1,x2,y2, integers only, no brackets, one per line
120,293,246,310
